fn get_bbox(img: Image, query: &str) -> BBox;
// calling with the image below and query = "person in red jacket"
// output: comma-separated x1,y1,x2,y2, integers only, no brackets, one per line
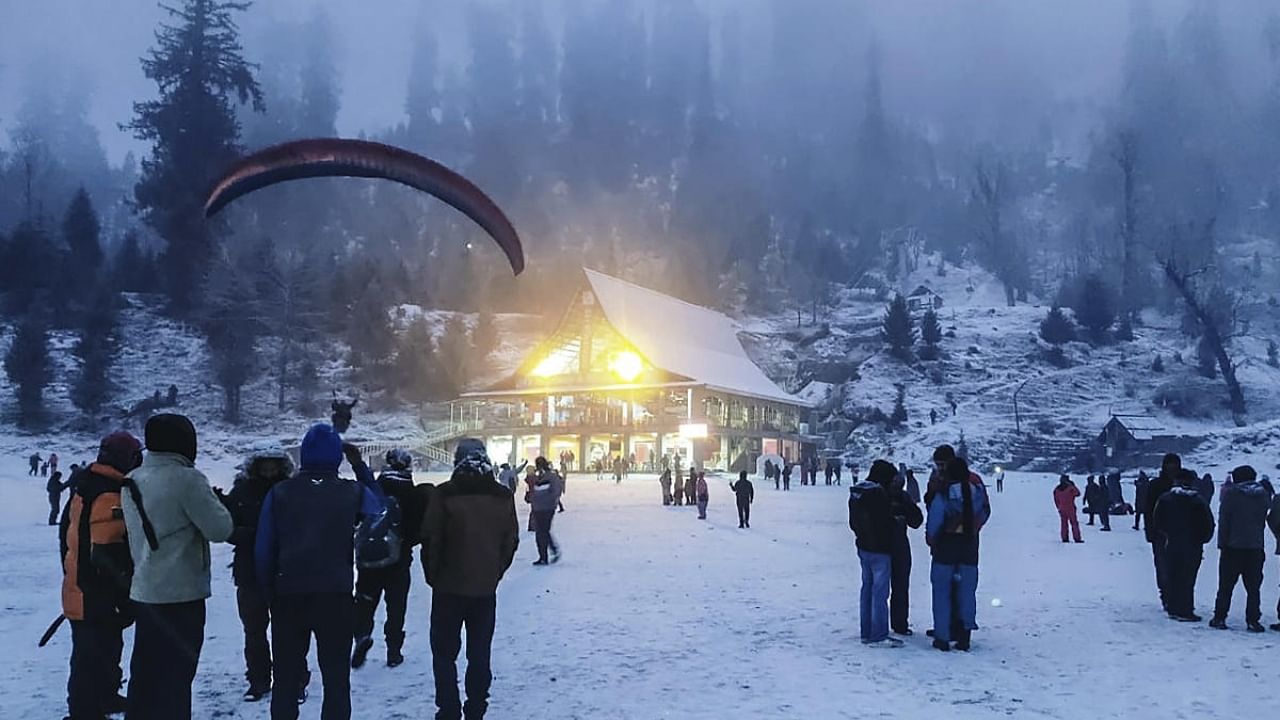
1054,475,1083,543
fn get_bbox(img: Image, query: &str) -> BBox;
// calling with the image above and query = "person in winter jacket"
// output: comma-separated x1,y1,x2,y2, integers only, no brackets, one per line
849,460,902,647
695,471,709,519
423,439,518,720
60,432,143,720
30,451,42,476
497,461,525,495
1083,476,1110,530
660,469,674,506
1210,465,1272,632
353,448,431,670
47,470,70,525
925,454,991,652
121,414,234,720
782,463,792,491
684,467,698,508
1144,454,1181,612
1152,469,1215,622
1133,471,1150,531
1196,473,1216,506
673,465,686,506
1054,475,1083,543
523,466,538,531
528,457,564,565
730,471,754,528
219,449,305,702
255,424,383,720
885,469,924,636
1269,492,1280,631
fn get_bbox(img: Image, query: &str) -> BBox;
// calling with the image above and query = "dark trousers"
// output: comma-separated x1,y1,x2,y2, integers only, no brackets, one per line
1165,544,1203,618
1086,511,1095,525
431,591,497,720
68,619,124,719
1151,542,1169,609
1213,547,1265,624
1132,510,1145,530
890,545,912,633
237,584,273,688
355,558,412,651
533,510,558,562
49,492,61,525
736,500,750,527
1098,509,1111,530
127,599,205,720
271,592,353,720
783,476,790,491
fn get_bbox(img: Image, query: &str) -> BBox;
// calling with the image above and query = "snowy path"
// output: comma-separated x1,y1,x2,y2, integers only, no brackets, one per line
5,468,1278,719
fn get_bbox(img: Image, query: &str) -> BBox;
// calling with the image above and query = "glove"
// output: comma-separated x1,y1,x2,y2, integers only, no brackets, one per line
342,442,364,468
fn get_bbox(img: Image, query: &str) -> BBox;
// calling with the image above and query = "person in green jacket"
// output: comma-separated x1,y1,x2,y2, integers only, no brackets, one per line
120,414,233,720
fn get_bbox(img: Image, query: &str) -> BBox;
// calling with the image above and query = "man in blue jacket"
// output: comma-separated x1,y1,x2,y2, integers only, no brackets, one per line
255,424,383,720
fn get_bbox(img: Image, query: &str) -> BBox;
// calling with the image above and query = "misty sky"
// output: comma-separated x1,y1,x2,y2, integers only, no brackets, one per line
1,0,1273,164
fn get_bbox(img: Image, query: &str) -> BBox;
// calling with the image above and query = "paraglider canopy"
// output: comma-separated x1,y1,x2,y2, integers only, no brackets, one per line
204,138,524,275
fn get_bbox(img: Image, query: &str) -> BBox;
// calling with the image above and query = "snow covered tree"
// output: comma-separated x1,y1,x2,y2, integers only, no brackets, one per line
394,316,438,406
62,187,103,273
919,308,942,356
882,294,915,360
71,285,121,417
202,253,262,423
1073,274,1116,340
1039,305,1076,345
4,310,54,425
258,249,323,411
436,315,472,398
127,0,263,315
346,289,396,385
888,384,908,429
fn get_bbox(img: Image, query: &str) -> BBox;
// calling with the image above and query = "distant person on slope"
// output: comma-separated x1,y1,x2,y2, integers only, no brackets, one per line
1133,471,1151,531
1144,454,1182,613
849,461,902,648
925,454,991,652
886,467,924,636
1210,465,1271,632
1152,469,1215,623
1054,475,1083,543
730,471,754,528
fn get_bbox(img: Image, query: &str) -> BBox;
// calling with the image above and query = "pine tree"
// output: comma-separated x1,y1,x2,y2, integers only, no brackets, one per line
1268,340,1279,368
1039,305,1076,345
394,316,438,406
202,252,262,423
71,284,121,416
346,289,396,385
62,187,103,272
882,294,915,360
436,315,472,398
127,0,263,315
4,309,54,425
1073,274,1116,340
888,384,908,429
259,248,323,411
920,308,943,348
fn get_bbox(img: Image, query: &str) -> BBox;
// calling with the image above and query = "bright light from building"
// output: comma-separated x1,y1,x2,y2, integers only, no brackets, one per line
610,350,644,382
531,354,568,378
679,423,708,439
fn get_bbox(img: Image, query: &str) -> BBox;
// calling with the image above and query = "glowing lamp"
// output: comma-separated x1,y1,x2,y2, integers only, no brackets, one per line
531,355,565,378
679,423,708,439
610,350,644,382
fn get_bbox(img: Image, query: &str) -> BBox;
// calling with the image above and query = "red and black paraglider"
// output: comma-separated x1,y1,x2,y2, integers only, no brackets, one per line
203,138,525,275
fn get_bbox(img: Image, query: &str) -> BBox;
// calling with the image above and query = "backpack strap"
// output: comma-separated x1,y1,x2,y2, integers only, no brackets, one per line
122,479,160,551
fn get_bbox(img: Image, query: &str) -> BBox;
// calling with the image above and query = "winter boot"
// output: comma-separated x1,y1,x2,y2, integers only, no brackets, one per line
352,636,374,669
953,629,972,652
1208,618,1228,630
387,632,405,667
1246,621,1266,633
243,683,271,702
1270,622,1280,632
931,639,951,652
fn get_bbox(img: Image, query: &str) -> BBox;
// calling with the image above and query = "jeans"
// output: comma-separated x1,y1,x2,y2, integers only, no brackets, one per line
354,557,412,652
696,498,708,519
270,592,353,720
533,510,558,562
1165,544,1203,618
67,619,125,718
889,545,912,633
1213,547,1265,623
858,550,892,642
1059,511,1081,542
431,591,497,720
930,562,978,644
736,500,750,527
128,600,206,720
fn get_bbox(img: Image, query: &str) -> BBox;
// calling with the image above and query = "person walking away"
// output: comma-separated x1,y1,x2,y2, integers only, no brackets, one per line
849,461,902,648
353,448,430,669
782,463,792,491
30,451,42,476
825,460,834,486
121,414,234,720
886,468,924,636
834,461,843,486
730,471,754,528
219,449,305,702
1144,454,1182,612
1133,471,1150,531
529,457,563,565
695,472,710,519
660,469,674,506
423,439,518,720
60,432,143,720
1196,472,1216,507
48,470,70,525
1054,475,1083,543
925,456,991,651
255,425,383,720
1083,476,1100,525
1210,466,1271,632
1152,469,1215,622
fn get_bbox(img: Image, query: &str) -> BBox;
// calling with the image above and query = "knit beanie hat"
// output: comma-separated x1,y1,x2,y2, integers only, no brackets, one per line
98,431,144,474
1231,465,1257,484
299,423,343,472
144,414,197,463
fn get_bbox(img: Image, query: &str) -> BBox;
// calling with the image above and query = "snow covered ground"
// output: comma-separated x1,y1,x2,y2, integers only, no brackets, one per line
6,465,1279,719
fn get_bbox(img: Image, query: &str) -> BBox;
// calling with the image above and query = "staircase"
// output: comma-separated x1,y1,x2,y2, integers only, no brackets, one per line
1006,436,1093,473
353,419,482,470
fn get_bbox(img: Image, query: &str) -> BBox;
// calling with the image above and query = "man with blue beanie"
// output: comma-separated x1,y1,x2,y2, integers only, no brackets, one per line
255,424,383,720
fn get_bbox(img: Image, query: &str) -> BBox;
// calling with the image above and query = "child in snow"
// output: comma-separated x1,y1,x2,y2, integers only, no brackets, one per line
1053,475,1083,543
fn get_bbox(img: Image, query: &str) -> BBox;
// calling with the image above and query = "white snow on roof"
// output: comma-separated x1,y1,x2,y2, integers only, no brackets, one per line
1111,414,1165,441
584,269,807,407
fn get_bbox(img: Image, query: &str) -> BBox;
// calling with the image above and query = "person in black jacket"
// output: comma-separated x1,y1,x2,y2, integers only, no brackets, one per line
849,460,902,647
1269,491,1280,631
729,471,754,528
47,470,69,525
884,470,924,635
1143,454,1181,612
1210,465,1272,632
353,448,431,669
1132,471,1150,531
220,449,306,702
1152,469,1215,622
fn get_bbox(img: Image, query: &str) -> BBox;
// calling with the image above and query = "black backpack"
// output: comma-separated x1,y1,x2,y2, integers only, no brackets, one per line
355,496,403,570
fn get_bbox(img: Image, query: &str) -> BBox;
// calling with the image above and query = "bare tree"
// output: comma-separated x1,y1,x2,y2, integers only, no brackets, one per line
1113,130,1139,320
970,160,1024,306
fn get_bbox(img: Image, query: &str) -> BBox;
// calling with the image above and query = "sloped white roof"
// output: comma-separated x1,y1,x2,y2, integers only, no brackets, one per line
1111,414,1165,441
584,269,807,407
